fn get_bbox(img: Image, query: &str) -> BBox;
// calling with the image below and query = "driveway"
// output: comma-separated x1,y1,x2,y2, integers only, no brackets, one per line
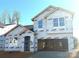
30,51,78,58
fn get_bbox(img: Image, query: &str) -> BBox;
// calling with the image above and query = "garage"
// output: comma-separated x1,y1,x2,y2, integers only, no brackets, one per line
38,39,68,51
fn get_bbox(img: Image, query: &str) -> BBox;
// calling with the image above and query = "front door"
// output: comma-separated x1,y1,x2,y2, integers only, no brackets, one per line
24,36,30,51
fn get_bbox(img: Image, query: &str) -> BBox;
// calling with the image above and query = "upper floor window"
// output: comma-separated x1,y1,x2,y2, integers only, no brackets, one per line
59,17,64,26
38,20,43,28
53,18,58,27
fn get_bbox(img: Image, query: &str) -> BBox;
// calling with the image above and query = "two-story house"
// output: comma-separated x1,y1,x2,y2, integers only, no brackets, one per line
32,5,74,52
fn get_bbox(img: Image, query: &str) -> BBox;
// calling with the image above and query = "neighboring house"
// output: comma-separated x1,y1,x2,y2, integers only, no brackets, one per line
32,5,74,52
0,24,35,52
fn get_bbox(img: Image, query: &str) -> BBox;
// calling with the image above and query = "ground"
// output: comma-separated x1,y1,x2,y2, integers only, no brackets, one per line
0,51,32,58
0,49,79,58
0,51,79,58
30,51,76,58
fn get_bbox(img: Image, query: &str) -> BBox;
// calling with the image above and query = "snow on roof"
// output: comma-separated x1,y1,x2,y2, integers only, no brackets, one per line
0,24,17,35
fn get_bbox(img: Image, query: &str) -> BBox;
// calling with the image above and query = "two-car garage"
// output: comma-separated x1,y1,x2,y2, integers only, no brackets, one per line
38,39,68,51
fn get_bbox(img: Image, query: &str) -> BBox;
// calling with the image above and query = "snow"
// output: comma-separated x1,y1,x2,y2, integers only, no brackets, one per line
0,24,17,36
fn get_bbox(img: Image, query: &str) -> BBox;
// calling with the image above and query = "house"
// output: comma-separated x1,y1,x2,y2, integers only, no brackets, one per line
0,24,35,52
32,5,74,52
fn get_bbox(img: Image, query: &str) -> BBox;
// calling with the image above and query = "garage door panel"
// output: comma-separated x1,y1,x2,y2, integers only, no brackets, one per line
38,39,68,51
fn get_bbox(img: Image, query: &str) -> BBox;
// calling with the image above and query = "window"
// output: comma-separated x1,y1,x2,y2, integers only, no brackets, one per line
53,18,58,27
9,37,18,46
38,20,43,28
59,17,64,26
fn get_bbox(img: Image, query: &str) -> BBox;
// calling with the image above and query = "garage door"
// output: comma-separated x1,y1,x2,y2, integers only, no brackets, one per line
38,39,68,51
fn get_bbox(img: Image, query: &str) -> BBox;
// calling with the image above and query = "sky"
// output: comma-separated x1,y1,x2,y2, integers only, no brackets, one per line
0,0,79,39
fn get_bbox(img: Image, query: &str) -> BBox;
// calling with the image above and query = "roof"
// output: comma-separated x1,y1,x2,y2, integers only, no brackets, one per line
0,24,33,36
0,24,17,36
32,5,74,21
24,25,34,31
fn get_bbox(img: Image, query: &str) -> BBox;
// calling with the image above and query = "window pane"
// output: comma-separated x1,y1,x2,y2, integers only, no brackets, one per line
59,17,64,26
53,18,58,27
38,20,43,28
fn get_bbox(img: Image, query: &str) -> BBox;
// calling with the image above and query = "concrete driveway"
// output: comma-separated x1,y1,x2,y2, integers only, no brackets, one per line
30,51,78,58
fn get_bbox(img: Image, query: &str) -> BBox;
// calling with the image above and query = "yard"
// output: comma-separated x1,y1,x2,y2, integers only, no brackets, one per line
0,51,32,58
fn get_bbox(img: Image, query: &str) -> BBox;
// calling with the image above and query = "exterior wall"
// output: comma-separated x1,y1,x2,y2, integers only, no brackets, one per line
33,7,57,39
45,33,73,39
21,31,35,52
47,9,73,34
5,26,35,52
68,37,74,52
33,8,74,52
0,36,5,51
33,9,73,39
46,9,74,52
34,37,38,52
5,26,25,51
34,6,57,20
34,17,47,39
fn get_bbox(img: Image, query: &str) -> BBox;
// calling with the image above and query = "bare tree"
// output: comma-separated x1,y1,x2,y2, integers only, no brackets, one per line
0,10,20,25
1,10,6,24
8,13,12,24
12,11,20,25
1,10,12,25
0,16,2,23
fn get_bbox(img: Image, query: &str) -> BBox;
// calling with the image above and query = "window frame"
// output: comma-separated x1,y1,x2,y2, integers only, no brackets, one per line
38,20,43,28
53,18,58,27
59,17,65,26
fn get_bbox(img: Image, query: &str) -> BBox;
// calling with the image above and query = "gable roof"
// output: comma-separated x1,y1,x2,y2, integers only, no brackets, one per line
4,25,30,36
0,24,17,36
0,23,33,36
32,5,57,21
32,5,74,21
4,25,33,36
